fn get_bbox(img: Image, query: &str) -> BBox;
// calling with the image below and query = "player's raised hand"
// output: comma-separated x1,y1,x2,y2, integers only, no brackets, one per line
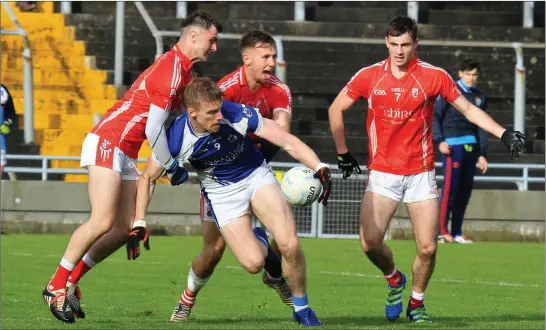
314,166,332,206
126,220,150,260
501,129,527,160
337,152,362,179
166,162,189,186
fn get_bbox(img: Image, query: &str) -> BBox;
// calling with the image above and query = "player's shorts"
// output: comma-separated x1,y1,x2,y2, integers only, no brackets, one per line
200,161,278,228
80,133,140,180
365,169,439,203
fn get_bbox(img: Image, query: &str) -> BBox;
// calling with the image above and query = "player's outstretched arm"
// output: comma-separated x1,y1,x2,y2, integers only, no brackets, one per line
258,118,332,205
451,96,527,159
328,92,356,154
134,156,165,221
328,92,362,179
258,118,322,170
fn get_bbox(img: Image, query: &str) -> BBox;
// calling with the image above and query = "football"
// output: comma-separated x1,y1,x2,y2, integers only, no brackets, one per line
280,166,322,207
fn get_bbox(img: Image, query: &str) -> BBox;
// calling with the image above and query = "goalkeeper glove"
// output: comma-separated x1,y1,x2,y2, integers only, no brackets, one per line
126,220,150,260
0,119,13,136
337,152,362,179
166,161,188,186
313,164,332,206
501,129,527,160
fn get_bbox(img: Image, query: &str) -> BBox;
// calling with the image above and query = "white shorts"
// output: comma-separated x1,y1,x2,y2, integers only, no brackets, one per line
366,169,439,203
80,133,140,180
0,149,6,166
200,162,278,228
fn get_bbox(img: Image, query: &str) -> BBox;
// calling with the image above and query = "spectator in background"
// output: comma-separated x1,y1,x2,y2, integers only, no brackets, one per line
433,59,488,244
0,84,16,179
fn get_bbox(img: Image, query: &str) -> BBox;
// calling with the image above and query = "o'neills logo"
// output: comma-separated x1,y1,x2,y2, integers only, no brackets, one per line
383,108,415,119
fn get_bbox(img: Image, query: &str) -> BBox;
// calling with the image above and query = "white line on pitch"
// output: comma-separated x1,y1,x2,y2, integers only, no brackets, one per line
8,253,541,288
319,270,543,288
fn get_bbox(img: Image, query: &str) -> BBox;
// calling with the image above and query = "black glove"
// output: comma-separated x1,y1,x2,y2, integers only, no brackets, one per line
313,165,332,206
501,129,527,160
165,161,188,186
256,139,280,163
126,220,150,260
337,152,362,179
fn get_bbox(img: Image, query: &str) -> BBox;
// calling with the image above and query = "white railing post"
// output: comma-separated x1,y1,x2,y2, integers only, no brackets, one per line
407,1,419,22
294,1,305,22
60,1,72,14
114,1,125,86
311,201,318,237
176,1,187,19
512,43,526,136
93,113,101,125
273,36,287,83
134,1,163,60
22,47,34,143
522,167,529,191
41,157,48,181
317,203,324,238
2,2,35,144
523,1,535,28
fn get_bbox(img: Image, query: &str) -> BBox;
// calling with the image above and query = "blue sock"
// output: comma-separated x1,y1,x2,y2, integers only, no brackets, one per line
253,227,282,278
293,295,309,312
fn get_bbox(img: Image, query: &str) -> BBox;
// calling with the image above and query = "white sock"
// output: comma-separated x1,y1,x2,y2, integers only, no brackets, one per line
385,266,398,278
411,290,425,301
60,257,75,271
187,267,210,294
82,253,97,268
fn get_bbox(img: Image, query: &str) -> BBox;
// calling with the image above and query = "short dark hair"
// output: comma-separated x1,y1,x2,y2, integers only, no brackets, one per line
180,10,222,33
459,58,481,73
386,16,418,41
239,30,276,52
182,77,223,110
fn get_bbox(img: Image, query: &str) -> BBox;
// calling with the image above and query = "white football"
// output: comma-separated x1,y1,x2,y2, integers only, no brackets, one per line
280,166,322,207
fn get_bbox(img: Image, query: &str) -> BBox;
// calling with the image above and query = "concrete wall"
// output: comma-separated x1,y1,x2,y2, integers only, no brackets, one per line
0,181,544,241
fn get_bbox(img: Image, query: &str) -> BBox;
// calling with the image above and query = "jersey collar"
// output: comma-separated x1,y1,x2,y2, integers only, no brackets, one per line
173,45,193,71
382,56,418,75
238,66,271,88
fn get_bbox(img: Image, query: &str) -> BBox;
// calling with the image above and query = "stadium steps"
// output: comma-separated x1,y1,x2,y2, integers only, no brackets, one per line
0,2,119,181
60,3,544,188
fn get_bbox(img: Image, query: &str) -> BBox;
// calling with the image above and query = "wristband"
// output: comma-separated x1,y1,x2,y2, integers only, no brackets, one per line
132,219,147,228
315,163,328,172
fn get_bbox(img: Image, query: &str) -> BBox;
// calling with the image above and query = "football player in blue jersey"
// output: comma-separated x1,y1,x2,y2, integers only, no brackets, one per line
134,77,331,327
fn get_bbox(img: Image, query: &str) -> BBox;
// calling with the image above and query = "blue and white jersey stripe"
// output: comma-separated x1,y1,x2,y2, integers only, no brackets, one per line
164,101,266,187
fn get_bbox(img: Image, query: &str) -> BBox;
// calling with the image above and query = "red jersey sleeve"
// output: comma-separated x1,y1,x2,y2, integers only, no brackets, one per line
147,57,188,113
272,84,292,113
343,67,373,100
217,76,237,102
436,69,461,103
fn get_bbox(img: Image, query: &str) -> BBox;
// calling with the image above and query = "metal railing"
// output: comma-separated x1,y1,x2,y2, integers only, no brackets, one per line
4,154,545,191
0,1,34,143
3,154,544,239
130,1,545,135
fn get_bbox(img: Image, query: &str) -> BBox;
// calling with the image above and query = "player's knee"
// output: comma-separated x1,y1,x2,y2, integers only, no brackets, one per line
360,233,383,253
417,242,437,259
241,255,265,274
276,236,300,261
89,215,116,236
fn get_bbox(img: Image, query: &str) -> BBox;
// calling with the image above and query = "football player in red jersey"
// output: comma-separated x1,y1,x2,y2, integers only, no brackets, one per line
328,16,526,323
170,30,294,322
42,11,222,323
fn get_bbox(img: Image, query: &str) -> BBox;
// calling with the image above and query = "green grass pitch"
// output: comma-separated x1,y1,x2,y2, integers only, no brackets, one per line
1,234,544,329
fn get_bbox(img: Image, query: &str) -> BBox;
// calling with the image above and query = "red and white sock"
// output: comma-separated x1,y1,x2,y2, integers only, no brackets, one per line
409,290,425,309
49,257,75,291
180,288,196,307
67,254,96,285
384,267,402,287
